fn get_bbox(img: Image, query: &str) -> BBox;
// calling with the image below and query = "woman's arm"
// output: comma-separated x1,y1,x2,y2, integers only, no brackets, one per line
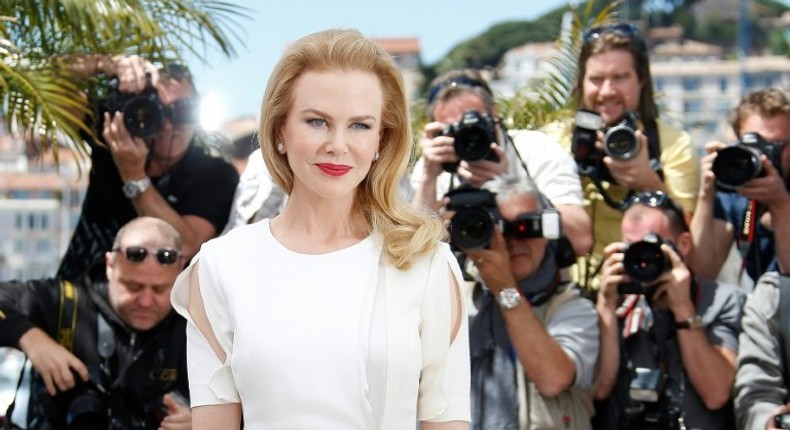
192,404,242,429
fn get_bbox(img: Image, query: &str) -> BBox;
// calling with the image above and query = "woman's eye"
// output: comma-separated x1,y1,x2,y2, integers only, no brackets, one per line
308,118,326,127
352,122,372,130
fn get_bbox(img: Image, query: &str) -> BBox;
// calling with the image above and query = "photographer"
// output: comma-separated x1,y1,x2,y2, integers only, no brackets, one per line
457,179,599,429
552,23,699,289
0,217,190,429
411,68,592,257
594,191,744,429
734,272,790,430
689,88,790,283
57,55,239,281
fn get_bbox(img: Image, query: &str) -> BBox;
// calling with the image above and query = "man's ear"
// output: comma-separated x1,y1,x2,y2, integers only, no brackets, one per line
675,231,693,260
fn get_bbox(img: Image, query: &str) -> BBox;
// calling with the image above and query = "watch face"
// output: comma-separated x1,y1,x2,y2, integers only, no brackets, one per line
498,288,521,309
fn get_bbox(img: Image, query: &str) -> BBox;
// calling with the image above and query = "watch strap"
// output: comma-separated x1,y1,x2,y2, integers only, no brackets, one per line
675,314,703,330
123,176,151,199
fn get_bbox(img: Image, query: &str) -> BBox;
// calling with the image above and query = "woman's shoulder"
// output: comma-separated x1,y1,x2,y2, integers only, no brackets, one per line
203,219,272,254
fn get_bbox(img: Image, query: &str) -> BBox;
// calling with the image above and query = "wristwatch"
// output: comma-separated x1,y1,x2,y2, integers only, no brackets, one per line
122,177,151,199
497,287,522,310
675,314,703,330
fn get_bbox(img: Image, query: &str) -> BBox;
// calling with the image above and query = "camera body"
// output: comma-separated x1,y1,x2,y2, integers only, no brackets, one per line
101,79,168,139
572,110,639,183
712,132,784,191
444,187,560,250
622,365,682,430
618,234,673,295
441,110,499,173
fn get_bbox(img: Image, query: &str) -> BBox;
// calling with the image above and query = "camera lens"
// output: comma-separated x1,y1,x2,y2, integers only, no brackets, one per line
122,95,166,138
623,240,668,284
67,393,108,430
712,145,763,190
454,126,493,161
450,206,496,249
604,126,638,160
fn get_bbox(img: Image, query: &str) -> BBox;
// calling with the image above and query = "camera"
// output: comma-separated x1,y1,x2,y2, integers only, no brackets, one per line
775,412,790,429
441,110,499,173
618,234,672,295
444,187,561,250
66,375,109,430
629,367,665,403
712,132,784,191
621,364,682,430
101,77,195,139
603,112,639,161
572,110,640,183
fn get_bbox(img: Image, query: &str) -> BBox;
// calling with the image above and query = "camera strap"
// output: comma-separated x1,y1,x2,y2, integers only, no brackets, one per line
737,199,760,274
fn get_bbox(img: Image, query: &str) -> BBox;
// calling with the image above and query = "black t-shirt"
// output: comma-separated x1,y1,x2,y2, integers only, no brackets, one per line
57,141,239,281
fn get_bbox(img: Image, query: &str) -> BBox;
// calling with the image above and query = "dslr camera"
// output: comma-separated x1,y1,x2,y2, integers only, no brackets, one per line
440,110,499,173
572,110,640,183
444,188,560,250
712,132,784,191
618,234,673,295
622,364,682,430
101,77,195,139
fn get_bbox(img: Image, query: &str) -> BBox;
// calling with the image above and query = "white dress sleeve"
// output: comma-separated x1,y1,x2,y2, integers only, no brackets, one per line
418,243,471,422
170,252,241,406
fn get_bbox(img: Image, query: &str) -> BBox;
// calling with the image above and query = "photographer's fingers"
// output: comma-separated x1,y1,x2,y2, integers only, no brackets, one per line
114,56,152,93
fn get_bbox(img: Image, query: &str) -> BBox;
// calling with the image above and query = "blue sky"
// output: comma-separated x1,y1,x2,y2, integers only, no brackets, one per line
185,0,572,129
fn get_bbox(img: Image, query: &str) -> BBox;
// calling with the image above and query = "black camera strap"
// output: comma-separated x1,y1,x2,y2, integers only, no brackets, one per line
737,198,762,276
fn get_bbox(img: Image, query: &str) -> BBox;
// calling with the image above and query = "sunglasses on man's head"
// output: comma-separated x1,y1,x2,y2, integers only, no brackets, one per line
426,76,489,104
582,22,647,51
112,246,181,265
626,190,689,232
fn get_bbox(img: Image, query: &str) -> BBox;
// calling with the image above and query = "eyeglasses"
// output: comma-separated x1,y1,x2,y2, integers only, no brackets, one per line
626,190,689,232
582,22,648,54
426,76,489,104
112,246,181,265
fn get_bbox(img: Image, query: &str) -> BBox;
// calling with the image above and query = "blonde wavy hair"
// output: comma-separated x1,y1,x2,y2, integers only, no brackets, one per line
258,28,446,269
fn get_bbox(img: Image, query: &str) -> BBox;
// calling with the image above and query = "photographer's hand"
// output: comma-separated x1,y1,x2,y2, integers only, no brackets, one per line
602,130,665,192
456,143,508,188
767,404,790,429
18,327,89,395
649,244,694,319
419,122,459,179
597,242,629,314
463,228,514,295
159,392,192,430
102,55,156,94
595,242,628,401
103,111,149,182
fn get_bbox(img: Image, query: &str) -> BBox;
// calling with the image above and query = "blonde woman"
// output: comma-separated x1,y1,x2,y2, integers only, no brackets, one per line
171,28,470,429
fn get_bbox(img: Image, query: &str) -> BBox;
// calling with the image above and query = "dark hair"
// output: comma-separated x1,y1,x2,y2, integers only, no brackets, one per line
574,23,658,125
730,88,790,137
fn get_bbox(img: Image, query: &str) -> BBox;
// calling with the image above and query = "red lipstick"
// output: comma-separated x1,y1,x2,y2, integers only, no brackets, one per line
316,163,351,177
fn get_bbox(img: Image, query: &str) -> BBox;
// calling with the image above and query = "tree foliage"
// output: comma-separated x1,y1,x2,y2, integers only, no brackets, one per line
0,0,247,165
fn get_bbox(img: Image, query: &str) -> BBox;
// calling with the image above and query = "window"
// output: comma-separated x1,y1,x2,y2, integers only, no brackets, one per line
719,78,728,92
682,77,702,91
684,99,703,113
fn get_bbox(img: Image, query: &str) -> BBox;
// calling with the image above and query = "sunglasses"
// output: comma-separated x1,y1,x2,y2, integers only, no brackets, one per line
112,246,181,265
582,22,647,51
626,190,689,232
426,76,489,104
163,98,197,126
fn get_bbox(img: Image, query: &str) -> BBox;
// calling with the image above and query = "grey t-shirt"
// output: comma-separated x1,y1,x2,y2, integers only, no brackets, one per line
605,278,745,430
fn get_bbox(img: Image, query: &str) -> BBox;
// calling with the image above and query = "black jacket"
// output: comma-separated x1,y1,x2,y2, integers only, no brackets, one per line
0,264,188,430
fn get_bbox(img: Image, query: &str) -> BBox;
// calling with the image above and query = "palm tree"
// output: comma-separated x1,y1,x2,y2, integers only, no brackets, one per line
498,1,621,130
0,0,246,165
